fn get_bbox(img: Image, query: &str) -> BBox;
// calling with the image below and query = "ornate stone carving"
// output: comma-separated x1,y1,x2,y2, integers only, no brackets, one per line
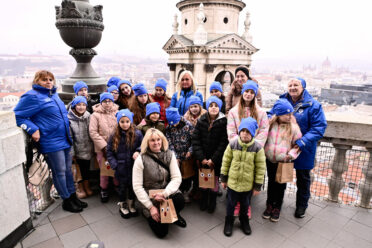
60,0,82,18
70,48,97,56
242,11,252,43
172,14,179,35
182,64,194,71
193,3,207,46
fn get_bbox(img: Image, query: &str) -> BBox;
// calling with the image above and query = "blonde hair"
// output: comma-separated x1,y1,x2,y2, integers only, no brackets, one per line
33,70,55,85
269,114,299,143
176,70,197,100
238,94,258,121
140,128,169,154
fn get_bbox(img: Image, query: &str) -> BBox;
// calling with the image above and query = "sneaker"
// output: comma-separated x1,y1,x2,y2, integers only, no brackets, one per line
294,207,306,218
270,208,280,222
100,190,109,203
262,204,273,219
118,202,130,219
247,205,252,220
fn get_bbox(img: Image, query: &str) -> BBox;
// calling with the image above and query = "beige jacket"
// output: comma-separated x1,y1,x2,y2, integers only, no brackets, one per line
89,103,119,153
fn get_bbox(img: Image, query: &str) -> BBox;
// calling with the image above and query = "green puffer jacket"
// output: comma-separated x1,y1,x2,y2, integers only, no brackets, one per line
220,137,266,192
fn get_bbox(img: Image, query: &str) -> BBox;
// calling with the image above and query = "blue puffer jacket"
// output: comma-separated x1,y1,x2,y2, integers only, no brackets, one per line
107,129,143,184
170,90,203,115
276,90,327,169
14,85,72,154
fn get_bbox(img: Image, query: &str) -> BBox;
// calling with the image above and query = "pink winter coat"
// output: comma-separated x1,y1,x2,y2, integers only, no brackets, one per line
227,104,269,147
264,122,302,163
89,103,119,153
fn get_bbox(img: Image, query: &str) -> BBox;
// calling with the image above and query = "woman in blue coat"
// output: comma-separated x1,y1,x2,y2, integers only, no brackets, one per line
170,70,203,116
275,77,327,218
14,70,87,213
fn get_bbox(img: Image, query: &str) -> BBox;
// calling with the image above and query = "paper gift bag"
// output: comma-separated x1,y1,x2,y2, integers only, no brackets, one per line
198,168,215,189
181,159,195,179
100,158,115,177
275,162,294,183
149,189,164,199
160,199,178,223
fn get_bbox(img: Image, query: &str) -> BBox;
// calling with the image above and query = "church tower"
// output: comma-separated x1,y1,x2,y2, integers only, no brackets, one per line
163,0,258,97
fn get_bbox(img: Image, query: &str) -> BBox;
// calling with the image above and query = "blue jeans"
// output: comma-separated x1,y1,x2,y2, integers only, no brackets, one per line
44,147,75,200
226,188,252,217
296,169,311,209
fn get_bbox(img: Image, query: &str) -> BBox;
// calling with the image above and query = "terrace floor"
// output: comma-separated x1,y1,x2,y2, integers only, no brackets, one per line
16,190,372,248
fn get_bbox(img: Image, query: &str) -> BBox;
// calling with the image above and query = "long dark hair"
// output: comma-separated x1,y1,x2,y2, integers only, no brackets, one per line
112,124,136,152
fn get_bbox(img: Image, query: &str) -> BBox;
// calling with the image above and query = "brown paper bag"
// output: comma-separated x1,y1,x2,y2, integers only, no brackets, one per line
181,159,195,179
198,168,215,189
275,162,294,183
72,162,82,183
100,158,115,177
160,199,178,223
149,189,164,199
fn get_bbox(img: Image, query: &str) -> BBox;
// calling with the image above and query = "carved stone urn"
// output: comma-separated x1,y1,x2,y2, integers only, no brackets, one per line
55,0,106,102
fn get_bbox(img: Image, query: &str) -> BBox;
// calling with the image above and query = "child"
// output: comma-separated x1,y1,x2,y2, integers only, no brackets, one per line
263,99,302,222
149,79,171,126
89,92,119,202
68,96,94,199
69,81,98,113
137,102,165,135
107,109,143,218
165,107,194,202
192,96,228,213
107,85,120,103
184,95,207,127
129,83,152,125
220,117,266,237
117,80,134,110
204,81,226,114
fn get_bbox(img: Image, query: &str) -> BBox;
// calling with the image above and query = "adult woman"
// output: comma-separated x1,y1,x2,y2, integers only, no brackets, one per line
117,80,134,110
226,65,262,112
133,128,186,238
14,70,87,213
170,70,203,116
276,77,327,218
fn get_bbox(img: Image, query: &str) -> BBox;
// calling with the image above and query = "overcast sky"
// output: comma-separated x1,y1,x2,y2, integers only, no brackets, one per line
1,0,371,69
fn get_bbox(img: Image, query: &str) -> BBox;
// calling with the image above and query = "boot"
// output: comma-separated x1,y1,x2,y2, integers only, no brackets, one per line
127,199,138,217
83,180,93,196
224,216,235,237
62,196,83,213
76,182,87,199
71,193,88,208
200,190,208,211
118,202,130,219
239,215,251,235
100,189,109,203
207,192,217,213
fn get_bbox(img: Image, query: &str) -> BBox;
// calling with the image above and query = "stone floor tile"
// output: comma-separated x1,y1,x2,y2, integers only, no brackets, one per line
136,231,182,248
100,222,148,248
290,227,330,248
182,206,223,232
51,213,87,236
320,204,358,219
14,242,22,248
35,216,50,227
229,236,262,248
249,224,286,248
89,214,127,240
206,223,246,248
29,237,63,248
325,241,342,248
168,221,204,245
315,209,350,228
278,239,305,248
343,220,372,242
59,226,98,248
80,195,103,209
48,205,74,222
352,211,372,228
306,202,323,216
333,230,372,248
263,218,300,238
303,217,342,240
186,233,224,248
281,206,313,227
80,205,113,224
21,223,57,248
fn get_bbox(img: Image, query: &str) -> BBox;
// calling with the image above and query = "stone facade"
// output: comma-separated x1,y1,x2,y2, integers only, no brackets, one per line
163,0,258,98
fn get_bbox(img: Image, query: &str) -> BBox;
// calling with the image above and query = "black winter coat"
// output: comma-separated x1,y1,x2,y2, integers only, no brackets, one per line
192,112,228,176
107,129,143,184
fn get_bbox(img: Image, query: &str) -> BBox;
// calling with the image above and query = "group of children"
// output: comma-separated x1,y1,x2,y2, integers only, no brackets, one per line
67,75,302,237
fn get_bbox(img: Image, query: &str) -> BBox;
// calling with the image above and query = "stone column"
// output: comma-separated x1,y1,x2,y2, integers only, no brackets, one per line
327,144,351,202
358,148,372,208
193,63,206,98
167,63,176,95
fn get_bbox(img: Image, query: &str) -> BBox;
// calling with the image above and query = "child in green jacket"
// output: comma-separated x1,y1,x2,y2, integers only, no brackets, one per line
220,117,266,237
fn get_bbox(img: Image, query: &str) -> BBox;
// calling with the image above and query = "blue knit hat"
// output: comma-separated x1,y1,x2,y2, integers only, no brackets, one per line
107,77,121,88
100,92,114,103
273,99,294,116
73,81,88,95
209,81,223,93
71,96,87,109
116,109,134,123
146,102,161,117
155,79,168,91
188,95,203,108
117,79,132,89
238,117,258,137
296,77,306,89
206,96,222,110
166,107,181,125
132,83,148,96
107,85,119,93
241,80,258,96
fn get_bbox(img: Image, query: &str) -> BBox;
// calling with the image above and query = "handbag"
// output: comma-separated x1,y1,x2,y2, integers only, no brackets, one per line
160,198,178,223
28,153,49,186
181,158,195,179
198,168,215,189
275,162,294,183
